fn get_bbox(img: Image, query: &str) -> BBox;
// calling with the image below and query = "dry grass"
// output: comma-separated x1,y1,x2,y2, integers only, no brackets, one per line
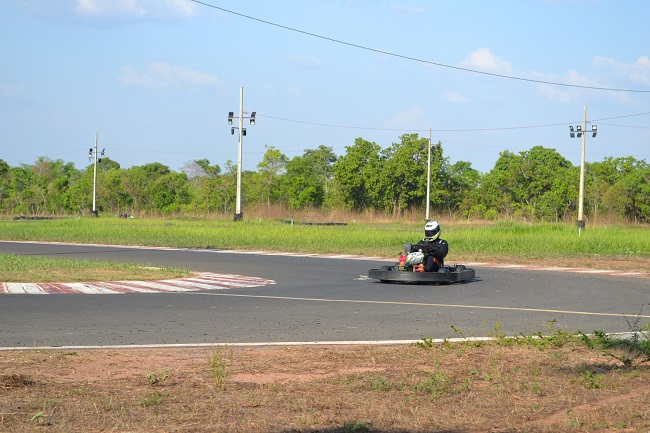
0,254,191,283
1,342,648,433
461,255,650,274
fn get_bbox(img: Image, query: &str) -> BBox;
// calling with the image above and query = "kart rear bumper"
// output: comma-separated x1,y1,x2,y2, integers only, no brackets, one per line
368,265,475,284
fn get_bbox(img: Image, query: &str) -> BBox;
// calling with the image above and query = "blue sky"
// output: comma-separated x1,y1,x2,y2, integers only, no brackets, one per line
2,0,649,175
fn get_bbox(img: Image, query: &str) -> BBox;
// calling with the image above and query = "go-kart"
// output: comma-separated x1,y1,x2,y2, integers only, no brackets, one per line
368,243,475,284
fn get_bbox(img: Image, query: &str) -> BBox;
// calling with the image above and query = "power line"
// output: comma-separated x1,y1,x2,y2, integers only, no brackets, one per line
594,111,650,120
599,122,650,130
259,112,650,133
191,1,650,94
260,113,568,132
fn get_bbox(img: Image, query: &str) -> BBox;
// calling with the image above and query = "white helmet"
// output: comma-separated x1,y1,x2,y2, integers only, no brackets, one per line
424,220,441,240
405,251,424,266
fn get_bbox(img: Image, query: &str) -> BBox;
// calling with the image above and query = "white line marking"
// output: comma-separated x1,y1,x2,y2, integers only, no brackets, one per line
574,269,616,274
183,292,650,319
0,332,644,352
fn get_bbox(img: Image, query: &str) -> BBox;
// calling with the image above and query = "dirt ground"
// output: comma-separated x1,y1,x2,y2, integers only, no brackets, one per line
1,342,648,433
1,254,648,432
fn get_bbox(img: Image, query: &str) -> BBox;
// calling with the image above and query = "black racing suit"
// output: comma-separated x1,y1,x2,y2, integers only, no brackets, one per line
411,238,448,272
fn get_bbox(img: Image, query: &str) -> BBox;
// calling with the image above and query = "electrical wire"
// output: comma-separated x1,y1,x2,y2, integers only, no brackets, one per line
259,112,650,133
190,1,650,94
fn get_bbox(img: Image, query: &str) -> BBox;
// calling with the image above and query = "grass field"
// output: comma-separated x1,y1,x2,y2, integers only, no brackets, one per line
1,217,649,270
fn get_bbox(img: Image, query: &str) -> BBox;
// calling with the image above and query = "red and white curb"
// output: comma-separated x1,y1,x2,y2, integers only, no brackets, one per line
0,272,275,295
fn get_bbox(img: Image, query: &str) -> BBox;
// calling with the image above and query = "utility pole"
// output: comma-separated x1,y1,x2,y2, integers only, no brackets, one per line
88,132,105,217
578,105,587,234
228,87,256,221
426,129,432,221
569,105,597,236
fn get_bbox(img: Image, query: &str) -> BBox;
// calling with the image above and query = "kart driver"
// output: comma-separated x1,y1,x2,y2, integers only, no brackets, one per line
411,220,448,272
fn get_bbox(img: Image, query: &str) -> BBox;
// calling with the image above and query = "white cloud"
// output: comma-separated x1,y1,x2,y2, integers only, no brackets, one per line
166,0,197,18
533,70,593,104
444,91,466,104
535,82,573,104
287,88,307,98
0,81,26,98
73,0,196,19
119,62,221,90
390,3,426,14
75,0,147,17
460,48,513,74
75,0,98,14
386,106,424,129
593,55,650,85
531,69,629,104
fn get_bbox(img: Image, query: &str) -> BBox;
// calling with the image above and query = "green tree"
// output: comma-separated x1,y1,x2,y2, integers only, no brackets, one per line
121,166,150,213
183,159,222,215
587,157,645,221
150,171,191,214
193,159,221,177
26,158,51,213
0,159,10,212
440,160,481,217
333,138,383,211
379,134,434,216
218,160,238,215
284,146,337,210
602,159,650,222
482,146,574,220
256,146,288,208
303,145,337,195
98,167,130,214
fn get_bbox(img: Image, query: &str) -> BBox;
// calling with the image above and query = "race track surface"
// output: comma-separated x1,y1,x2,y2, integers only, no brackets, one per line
0,241,648,348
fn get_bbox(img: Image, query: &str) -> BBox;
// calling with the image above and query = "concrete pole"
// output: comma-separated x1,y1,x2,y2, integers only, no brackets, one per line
426,129,431,221
578,104,587,235
235,87,244,221
92,132,98,217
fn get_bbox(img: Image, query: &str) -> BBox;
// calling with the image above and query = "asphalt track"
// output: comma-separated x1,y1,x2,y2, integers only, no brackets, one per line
0,241,648,348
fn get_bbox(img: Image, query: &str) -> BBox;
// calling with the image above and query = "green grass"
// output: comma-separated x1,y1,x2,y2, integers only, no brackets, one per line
1,217,648,264
0,253,191,283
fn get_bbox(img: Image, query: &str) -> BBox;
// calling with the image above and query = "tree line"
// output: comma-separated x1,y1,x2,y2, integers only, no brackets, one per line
1,133,648,223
